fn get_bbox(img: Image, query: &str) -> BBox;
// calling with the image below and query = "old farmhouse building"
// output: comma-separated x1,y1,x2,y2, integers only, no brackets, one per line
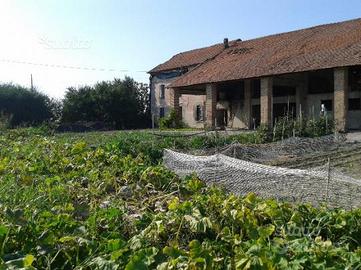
149,18,361,131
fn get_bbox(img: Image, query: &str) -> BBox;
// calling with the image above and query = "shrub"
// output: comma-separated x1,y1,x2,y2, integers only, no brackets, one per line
62,77,150,129
0,112,11,131
159,109,185,129
304,117,334,137
258,114,334,142
0,83,56,127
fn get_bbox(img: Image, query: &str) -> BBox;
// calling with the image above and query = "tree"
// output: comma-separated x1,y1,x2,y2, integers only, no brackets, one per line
0,83,56,127
62,77,150,129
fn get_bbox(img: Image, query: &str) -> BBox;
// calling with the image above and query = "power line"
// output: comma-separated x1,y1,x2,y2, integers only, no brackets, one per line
0,58,148,73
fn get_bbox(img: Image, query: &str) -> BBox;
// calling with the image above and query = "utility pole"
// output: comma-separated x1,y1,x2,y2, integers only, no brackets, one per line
30,74,34,91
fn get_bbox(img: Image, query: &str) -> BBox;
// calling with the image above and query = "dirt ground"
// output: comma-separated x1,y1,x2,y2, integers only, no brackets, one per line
346,131,361,143
268,132,361,178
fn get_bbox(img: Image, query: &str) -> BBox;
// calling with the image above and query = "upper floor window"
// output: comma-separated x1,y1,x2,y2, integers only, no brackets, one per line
160,85,165,99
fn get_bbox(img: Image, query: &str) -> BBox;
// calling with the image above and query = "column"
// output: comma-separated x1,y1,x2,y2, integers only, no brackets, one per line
169,87,181,120
244,80,252,129
334,67,349,132
260,77,273,127
205,83,217,128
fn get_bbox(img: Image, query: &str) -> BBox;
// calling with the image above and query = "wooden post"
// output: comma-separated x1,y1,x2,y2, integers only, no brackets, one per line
326,158,331,204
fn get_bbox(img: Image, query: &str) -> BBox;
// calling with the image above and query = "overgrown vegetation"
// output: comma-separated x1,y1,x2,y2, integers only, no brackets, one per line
56,129,264,164
0,83,59,128
62,77,150,129
0,77,150,130
271,115,334,141
159,109,185,129
0,129,360,269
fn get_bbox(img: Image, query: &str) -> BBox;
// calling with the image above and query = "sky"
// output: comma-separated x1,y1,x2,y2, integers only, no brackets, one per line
0,0,361,99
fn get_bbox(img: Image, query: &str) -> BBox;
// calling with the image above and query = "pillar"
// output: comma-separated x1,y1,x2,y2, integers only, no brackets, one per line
260,77,273,127
169,87,181,120
334,67,349,132
244,80,252,129
205,83,217,128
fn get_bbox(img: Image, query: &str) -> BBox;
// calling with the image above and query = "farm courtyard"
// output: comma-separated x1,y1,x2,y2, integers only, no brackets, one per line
0,128,361,269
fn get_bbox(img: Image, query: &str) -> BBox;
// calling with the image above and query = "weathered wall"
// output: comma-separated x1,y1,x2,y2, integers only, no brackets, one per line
150,76,176,118
230,101,248,129
216,100,248,129
150,76,206,128
180,95,206,128
151,67,361,130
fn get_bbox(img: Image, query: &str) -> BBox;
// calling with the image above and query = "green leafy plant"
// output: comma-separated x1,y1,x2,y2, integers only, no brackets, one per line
0,112,11,131
159,109,185,129
0,129,360,269
270,114,334,142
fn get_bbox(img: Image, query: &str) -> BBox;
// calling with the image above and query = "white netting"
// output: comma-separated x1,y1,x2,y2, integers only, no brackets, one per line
164,147,361,209
187,134,348,164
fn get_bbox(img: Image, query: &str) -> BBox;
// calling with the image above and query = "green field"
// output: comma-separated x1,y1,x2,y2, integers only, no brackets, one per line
0,129,360,269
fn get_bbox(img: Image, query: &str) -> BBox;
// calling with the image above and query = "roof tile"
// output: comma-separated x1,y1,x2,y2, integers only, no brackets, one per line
149,41,239,73
170,18,361,88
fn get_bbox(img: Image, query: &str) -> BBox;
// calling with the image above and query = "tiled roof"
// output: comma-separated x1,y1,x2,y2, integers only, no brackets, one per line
149,41,239,74
170,18,361,88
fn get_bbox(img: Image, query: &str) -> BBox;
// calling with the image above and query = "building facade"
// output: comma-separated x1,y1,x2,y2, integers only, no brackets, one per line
149,18,361,131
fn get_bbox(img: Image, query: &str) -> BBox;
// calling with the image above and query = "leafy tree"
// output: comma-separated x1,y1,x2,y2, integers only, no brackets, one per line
62,77,150,129
0,83,57,127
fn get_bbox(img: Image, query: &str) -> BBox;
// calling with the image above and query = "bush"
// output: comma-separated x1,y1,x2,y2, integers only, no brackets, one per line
0,83,57,127
159,109,185,129
258,114,334,142
0,112,11,131
62,77,150,129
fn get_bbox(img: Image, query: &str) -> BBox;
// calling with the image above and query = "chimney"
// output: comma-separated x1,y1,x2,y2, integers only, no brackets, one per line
223,38,229,49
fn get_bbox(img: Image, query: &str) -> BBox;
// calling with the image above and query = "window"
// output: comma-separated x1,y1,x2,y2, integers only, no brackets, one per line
159,107,165,118
195,105,203,121
349,98,361,111
321,100,333,111
160,85,165,99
